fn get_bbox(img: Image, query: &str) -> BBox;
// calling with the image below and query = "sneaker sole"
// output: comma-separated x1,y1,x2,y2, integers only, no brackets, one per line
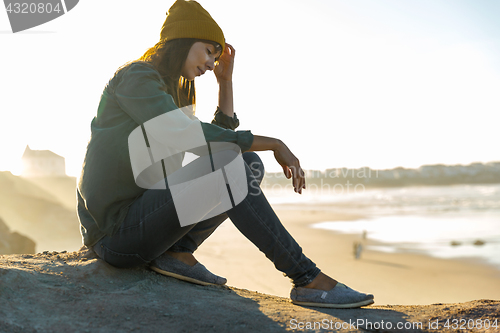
150,266,224,286
291,298,374,309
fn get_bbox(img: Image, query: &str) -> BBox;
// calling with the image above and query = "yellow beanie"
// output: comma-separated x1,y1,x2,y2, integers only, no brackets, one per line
160,0,225,51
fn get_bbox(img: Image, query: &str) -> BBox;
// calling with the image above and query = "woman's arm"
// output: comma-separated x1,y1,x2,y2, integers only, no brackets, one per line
214,44,304,193
215,44,235,118
218,81,234,118
249,135,306,194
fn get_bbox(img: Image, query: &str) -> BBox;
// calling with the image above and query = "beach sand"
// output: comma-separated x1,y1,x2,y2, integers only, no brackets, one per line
195,206,500,306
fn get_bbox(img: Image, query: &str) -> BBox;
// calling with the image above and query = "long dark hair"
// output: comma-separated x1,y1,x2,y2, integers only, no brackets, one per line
138,38,222,109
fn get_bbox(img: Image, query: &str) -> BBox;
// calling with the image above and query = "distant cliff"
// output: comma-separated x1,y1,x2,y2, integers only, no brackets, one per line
264,162,500,187
0,171,81,253
0,216,35,254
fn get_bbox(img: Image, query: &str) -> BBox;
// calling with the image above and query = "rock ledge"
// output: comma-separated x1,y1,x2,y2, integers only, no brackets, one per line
0,249,498,333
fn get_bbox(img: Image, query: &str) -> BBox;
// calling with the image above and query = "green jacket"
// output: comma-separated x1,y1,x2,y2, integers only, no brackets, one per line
77,62,253,246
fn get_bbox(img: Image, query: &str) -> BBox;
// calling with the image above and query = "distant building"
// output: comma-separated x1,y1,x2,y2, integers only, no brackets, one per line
21,145,66,177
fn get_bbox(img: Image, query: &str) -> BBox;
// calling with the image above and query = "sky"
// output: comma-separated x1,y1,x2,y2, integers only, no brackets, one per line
1,0,499,177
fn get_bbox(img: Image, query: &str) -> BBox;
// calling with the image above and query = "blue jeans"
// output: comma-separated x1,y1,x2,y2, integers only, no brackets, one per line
94,152,320,287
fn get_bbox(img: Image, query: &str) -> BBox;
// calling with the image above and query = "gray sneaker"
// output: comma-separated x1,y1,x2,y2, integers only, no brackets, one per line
290,282,374,308
150,254,227,286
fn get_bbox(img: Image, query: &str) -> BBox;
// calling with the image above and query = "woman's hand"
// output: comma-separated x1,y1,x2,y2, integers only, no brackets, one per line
214,43,235,83
248,136,306,194
273,141,306,194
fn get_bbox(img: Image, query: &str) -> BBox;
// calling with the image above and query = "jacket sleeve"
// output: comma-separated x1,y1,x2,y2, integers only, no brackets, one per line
211,107,240,130
114,62,253,153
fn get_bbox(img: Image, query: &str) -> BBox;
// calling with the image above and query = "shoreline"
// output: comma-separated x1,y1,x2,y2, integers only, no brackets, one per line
195,206,500,306
272,202,500,272
310,222,500,273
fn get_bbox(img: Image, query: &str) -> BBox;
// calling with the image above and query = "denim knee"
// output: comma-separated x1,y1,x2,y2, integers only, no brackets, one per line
243,152,265,184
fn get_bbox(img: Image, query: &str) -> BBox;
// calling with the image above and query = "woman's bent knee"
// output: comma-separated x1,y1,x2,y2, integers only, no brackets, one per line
243,152,265,184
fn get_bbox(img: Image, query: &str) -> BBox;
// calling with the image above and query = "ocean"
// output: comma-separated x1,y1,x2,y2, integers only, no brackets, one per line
263,184,500,269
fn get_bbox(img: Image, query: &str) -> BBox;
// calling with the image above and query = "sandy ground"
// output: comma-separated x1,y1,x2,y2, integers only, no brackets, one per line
1,207,499,332
1,248,499,333
194,207,500,306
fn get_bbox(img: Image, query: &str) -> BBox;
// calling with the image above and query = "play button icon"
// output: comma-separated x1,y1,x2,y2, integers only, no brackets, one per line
3,0,79,33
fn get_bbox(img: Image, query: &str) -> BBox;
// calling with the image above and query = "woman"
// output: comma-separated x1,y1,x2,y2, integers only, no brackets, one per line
77,0,374,309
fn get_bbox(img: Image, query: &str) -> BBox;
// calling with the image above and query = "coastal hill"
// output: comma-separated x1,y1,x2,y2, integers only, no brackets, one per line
0,171,82,253
265,161,500,187
0,216,35,254
1,248,498,333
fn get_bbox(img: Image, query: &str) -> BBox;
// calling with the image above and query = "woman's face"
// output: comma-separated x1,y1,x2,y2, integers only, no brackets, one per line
181,41,221,81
